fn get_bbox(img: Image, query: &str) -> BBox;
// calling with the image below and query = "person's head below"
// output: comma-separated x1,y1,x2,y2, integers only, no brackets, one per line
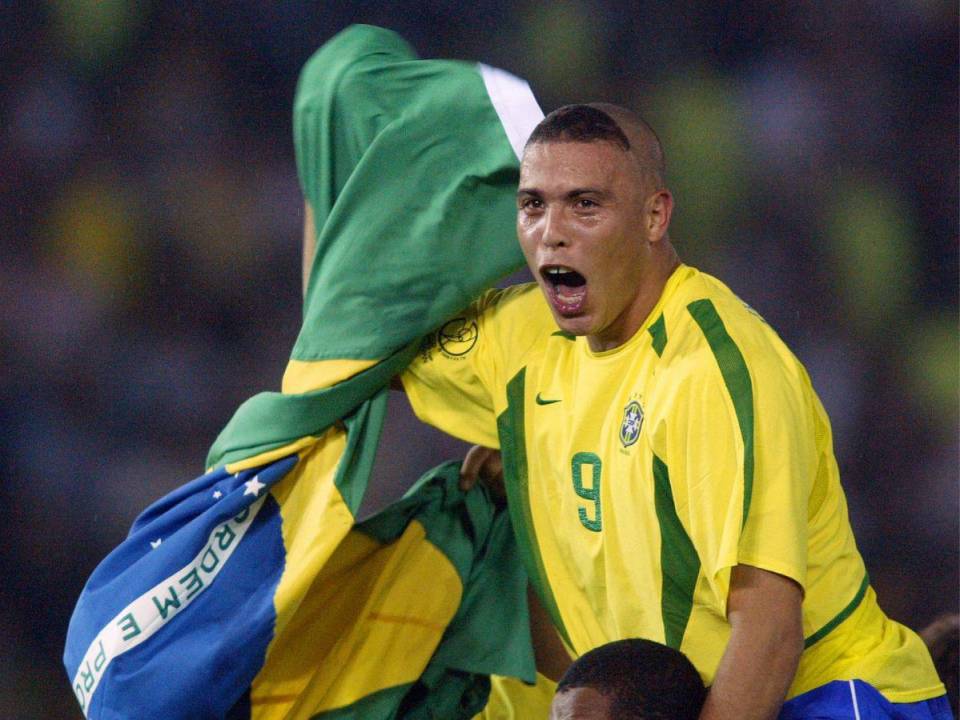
920,614,959,718
549,638,707,720
518,103,679,353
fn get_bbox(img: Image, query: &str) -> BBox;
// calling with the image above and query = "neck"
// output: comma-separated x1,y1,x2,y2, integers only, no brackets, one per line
586,244,681,353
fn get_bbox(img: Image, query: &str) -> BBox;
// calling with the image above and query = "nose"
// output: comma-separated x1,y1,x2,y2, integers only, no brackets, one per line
540,206,568,249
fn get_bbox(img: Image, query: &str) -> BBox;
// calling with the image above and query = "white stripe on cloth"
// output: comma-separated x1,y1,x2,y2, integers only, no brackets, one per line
848,680,862,720
479,63,544,160
71,496,267,716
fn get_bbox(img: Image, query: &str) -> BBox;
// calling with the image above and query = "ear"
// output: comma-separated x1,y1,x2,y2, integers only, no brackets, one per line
645,189,673,243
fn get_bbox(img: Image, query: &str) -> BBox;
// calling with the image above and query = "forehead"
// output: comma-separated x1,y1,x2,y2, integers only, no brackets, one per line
519,140,636,190
549,686,613,720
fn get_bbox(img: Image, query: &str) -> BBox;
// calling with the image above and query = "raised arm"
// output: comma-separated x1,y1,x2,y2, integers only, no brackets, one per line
302,200,316,298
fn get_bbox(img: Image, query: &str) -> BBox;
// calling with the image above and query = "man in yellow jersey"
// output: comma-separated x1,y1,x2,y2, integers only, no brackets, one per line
399,104,951,719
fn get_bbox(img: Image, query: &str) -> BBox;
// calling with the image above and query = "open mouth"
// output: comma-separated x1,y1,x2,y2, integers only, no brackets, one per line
541,265,587,316
542,266,586,288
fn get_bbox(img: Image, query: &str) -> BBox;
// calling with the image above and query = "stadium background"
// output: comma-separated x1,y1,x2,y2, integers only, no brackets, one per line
1,2,956,716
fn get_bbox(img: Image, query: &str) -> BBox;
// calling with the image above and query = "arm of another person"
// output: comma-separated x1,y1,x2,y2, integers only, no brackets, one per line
461,444,572,680
303,201,315,298
698,564,804,720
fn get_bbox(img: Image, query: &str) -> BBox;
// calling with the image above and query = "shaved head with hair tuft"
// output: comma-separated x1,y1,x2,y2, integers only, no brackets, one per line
586,102,666,188
525,103,667,190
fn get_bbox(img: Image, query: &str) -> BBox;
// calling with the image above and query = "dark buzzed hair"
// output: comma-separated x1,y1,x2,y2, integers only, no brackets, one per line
556,639,706,720
526,103,667,188
527,104,632,150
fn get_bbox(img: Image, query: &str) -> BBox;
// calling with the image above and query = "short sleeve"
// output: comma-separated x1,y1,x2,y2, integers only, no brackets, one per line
736,349,816,586
658,335,815,613
401,291,503,448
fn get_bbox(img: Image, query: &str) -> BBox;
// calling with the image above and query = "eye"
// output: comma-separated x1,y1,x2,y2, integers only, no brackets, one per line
520,197,543,210
575,198,598,209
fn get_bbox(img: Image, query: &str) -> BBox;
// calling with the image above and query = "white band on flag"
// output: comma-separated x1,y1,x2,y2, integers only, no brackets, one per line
71,497,266,716
479,63,544,160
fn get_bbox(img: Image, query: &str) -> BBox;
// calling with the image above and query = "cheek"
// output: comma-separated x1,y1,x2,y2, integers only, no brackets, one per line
517,225,538,259
593,236,643,302
610,229,645,269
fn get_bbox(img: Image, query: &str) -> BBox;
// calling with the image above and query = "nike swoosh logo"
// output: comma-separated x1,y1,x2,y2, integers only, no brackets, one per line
535,393,561,405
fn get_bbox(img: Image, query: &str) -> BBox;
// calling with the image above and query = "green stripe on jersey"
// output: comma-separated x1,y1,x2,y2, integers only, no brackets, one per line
498,368,572,648
687,299,755,528
648,313,668,357
803,574,870,649
551,330,576,340
652,455,701,649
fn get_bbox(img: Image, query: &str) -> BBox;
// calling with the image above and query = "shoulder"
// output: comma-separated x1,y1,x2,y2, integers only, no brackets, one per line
656,268,812,403
470,283,556,359
423,283,554,365
470,283,553,334
478,282,550,320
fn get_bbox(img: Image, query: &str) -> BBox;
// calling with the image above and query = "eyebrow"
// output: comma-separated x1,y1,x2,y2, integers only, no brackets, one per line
516,187,610,199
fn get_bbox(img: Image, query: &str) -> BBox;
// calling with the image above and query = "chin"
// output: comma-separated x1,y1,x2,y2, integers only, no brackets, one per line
552,313,593,337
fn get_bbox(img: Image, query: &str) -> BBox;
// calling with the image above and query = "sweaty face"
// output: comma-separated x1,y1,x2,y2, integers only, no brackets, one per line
549,687,613,720
517,140,652,351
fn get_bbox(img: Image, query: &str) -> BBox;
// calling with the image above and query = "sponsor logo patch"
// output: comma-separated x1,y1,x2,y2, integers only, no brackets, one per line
437,317,479,358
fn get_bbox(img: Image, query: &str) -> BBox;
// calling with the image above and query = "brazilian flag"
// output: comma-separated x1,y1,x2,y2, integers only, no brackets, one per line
64,25,545,719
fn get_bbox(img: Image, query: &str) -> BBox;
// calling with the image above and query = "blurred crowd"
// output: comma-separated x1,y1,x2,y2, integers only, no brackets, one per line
1,2,956,716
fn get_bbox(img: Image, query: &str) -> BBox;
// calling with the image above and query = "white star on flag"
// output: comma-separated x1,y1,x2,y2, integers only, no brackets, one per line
150,539,162,549
244,476,265,497
212,490,223,500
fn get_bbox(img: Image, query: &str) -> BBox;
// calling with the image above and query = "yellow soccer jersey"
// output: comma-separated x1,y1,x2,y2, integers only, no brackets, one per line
402,264,943,701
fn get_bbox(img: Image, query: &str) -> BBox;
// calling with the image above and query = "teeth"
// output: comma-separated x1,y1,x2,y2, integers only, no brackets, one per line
544,266,587,289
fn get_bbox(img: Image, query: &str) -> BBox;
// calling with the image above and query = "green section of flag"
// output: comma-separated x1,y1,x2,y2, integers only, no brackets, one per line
311,675,487,720
294,24,525,360
207,25,534,469
311,684,410,719
207,346,410,470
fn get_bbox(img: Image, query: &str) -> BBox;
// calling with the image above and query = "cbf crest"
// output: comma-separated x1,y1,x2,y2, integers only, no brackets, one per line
619,400,643,447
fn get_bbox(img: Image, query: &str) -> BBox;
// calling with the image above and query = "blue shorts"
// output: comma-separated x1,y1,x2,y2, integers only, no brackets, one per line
779,680,953,720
